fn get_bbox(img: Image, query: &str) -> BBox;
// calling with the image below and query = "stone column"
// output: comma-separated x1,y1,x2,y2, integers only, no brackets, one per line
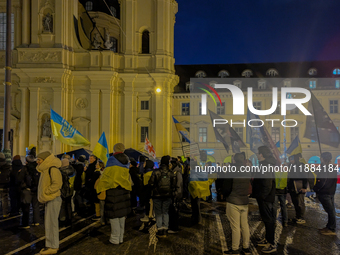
18,86,29,155
52,87,62,154
90,89,100,149
101,89,110,148
28,87,40,150
21,0,30,46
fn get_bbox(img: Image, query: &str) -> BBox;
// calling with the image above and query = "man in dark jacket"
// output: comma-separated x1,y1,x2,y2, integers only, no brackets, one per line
314,152,337,236
223,153,251,255
140,160,155,222
85,155,98,214
252,146,277,254
9,155,23,215
149,155,176,237
73,155,86,215
129,159,141,210
96,143,132,245
0,152,11,218
287,153,308,224
26,155,40,225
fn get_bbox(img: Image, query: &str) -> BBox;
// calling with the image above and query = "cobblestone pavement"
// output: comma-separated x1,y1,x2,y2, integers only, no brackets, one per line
1,185,340,255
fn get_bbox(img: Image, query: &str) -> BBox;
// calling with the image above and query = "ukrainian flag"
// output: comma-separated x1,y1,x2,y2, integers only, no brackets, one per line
92,132,110,165
50,109,90,147
287,135,302,155
172,116,191,143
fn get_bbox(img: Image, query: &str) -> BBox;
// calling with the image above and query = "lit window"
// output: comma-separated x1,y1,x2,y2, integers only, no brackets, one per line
141,126,148,142
283,80,291,87
333,68,340,75
186,82,193,91
218,70,229,78
233,80,242,88
141,101,149,110
0,13,14,50
258,80,266,89
85,1,93,11
330,100,338,114
182,127,190,142
181,103,190,115
242,69,253,78
110,6,116,17
217,102,225,115
271,127,280,143
266,69,279,77
199,127,207,143
195,71,206,78
336,80,340,89
291,127,299,142
308,68,317,76
309,80,316,89
253,102,261,110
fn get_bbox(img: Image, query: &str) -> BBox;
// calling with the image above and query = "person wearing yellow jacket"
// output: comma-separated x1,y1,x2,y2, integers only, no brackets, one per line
36,151,62,255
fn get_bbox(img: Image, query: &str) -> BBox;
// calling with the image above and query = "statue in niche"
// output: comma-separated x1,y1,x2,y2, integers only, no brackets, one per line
43,13,53,33
104,31,113,49
92,33,102,49
42,115,52,138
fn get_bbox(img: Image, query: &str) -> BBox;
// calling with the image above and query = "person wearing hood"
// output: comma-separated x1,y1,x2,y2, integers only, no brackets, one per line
73,155,86,215
9,155,24,215
252,146,277,254
314,152,337,236
36,151,62,255
59,159,75,227
26,155,40,225
140,160,155,222
149,155,176,237
96,143,132,245
287,153,308,224
223,153,251,255
0,153,11,218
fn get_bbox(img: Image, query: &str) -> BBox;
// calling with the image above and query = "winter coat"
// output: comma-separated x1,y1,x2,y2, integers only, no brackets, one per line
102,153,131,219
172,165,183,200
252,156,276,203
37,154,62,204
73,162,84,191
149,164,176,199
85,161,97,190
287,155,308,192
313,164,337,195
130,166,142,194
9,159,23,189
26,161,40,193
0,161,11,188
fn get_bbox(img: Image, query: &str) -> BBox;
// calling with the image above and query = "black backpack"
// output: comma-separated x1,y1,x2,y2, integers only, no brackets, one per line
157,168,173,195
49,167,72,199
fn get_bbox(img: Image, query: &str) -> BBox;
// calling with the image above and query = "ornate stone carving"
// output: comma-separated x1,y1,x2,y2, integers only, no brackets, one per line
41,114,52,138
41,0,55,11
19,51,61,62
43,13,53,33
104,31,113,49
75,98,88,109
35,77,56,83
92,33,102,49
41,96,52,108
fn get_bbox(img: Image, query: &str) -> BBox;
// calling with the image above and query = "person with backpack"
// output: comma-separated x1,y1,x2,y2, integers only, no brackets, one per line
59,159,75,227
223,153,251,255
36,151,62,255
26,155,41,226
314,152,337,236
149,155,176,237
274,164,288,227
96,143,132,245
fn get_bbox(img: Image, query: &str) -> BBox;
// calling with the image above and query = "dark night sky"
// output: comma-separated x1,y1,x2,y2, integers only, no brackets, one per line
174,0,340,65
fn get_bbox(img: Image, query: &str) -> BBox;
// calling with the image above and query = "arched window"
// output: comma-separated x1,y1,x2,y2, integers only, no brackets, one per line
258,79,266,89
266,68,279,77
141,30,150,54
110,6,117,17
308,68,317,76
218,70,229,78
242,69,253,78
333,68,340,75
85,1,93,11
195,71,206,78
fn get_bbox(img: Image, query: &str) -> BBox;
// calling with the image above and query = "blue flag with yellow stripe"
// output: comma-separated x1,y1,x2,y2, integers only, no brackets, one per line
50,108,90,147
173,116,191,143
92,132,110,165
286,135,302,155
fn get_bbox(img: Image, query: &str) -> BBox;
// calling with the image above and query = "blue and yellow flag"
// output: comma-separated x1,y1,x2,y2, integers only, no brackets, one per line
50,109,90,146
286,135,302,155
172,116,191,143
92,132,110,165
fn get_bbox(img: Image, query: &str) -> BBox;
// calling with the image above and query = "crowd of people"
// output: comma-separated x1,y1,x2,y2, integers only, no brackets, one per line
0,144,337,255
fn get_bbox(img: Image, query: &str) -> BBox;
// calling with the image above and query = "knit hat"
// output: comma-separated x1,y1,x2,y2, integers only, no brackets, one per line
36,151,51,161
161,155,171,165
61,158,69,167
0,152,5,162
113,143,125,153
321,152,332,162
78,155,86,163
13,155,21,161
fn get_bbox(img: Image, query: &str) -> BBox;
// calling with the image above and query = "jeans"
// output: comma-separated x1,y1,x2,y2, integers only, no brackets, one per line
153,198,172,229
109,217,125,244
45,196,62,249
0,188,9,216
257,199,276,245
318,194,336,231
290,192,305,219
274,194,288,223
31,193,40,224
226,203,250,251
59,197,72,224
190,195,201,224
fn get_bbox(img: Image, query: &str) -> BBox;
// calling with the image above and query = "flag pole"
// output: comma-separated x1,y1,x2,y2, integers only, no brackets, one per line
173,119,186,157
310,91,322,155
